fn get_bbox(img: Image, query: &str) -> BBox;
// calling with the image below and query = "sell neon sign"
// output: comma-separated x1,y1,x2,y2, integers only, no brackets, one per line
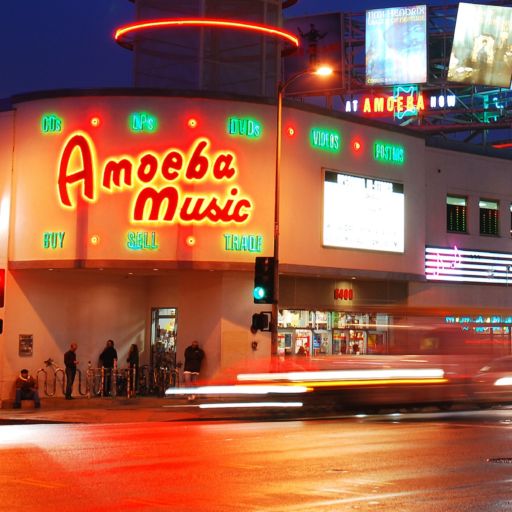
57,133,253,226
127,231,159,250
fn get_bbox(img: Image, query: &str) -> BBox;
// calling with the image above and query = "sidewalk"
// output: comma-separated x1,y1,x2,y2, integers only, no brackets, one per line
0,395,201,425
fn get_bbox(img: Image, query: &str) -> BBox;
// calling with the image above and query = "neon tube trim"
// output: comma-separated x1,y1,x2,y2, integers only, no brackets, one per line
114,18,299,48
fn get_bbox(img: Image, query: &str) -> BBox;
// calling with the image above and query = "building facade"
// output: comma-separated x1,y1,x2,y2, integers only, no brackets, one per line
0,89,511,402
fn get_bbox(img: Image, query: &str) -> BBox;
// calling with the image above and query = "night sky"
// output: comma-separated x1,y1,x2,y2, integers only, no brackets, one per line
1,0,449,99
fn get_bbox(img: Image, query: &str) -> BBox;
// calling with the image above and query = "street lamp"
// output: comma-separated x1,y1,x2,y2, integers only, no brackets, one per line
271,65,333,354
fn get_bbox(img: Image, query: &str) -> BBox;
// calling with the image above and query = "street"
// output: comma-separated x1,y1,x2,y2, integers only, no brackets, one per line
2,408,512,511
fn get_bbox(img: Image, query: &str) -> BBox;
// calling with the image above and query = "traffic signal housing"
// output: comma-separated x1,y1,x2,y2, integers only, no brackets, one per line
251,312,270,333
253,256,275,304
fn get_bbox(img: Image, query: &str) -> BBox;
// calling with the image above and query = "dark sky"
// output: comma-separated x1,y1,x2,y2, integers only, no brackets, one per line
1,0,449,99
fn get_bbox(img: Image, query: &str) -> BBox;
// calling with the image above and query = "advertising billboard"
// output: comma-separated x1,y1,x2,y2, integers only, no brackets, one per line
323,170,404,253
448,3,512,87
366,5,427,86
284,13,344,93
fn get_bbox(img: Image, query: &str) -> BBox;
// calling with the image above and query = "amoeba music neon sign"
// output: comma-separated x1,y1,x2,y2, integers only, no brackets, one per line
425,246,512,284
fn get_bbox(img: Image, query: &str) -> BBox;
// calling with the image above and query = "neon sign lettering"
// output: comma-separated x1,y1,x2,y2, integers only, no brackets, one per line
362,94,425,114
129,112,158,133
223,234,262,252
373,141,405,165
127,231,158,250
43,231,65,249
227,117,262,139
310,128,341,152
57,133,253,225
41,114,62,134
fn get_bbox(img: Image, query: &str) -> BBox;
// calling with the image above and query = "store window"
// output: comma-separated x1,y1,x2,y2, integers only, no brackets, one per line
446,195,467,233
479,199,499,236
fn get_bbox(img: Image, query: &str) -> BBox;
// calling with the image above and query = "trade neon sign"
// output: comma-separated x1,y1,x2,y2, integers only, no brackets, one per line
57,133,253,226
223,233,263,253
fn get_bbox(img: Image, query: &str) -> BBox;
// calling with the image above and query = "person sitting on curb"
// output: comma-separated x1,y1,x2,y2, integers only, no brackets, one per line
13,369,41,409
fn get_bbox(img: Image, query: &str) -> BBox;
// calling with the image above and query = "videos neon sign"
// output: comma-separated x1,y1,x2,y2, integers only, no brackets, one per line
57,133,253,226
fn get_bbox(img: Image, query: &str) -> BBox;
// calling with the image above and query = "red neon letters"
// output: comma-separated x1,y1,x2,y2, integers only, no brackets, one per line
58,133,253,225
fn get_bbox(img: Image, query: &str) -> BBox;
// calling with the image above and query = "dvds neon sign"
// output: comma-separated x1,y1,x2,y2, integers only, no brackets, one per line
57,133,253,225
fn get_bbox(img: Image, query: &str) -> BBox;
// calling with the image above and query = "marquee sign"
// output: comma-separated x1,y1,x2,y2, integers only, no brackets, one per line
58,133,253,225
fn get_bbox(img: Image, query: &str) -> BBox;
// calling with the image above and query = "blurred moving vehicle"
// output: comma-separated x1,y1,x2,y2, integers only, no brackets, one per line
469,356,512,407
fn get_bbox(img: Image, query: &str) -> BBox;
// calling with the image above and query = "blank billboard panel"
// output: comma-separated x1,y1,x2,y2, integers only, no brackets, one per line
366,5,427,86
448,3,512,87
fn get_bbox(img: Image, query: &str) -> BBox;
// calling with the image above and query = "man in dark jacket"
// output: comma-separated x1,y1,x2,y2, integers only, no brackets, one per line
64,342,78,399
183,340,205,389
99,339,118,396
13,369,41,408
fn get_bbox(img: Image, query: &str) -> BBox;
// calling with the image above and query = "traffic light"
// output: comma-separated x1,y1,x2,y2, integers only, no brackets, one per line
251,312,270,333
253,256,275,304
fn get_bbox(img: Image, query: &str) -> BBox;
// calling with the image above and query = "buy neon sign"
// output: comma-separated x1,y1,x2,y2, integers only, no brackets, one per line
57,133,253,225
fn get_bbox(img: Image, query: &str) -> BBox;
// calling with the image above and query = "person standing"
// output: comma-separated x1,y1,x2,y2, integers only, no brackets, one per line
64,342,78,400
13,369,41,408
183,340,205,389
99,339,118,396
126,343,139,397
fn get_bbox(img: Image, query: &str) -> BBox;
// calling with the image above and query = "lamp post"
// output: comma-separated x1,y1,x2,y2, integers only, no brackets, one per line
271,66,333,354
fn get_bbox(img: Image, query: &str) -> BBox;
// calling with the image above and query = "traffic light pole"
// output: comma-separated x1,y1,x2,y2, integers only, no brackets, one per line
271,81,284,355
271,66,333,354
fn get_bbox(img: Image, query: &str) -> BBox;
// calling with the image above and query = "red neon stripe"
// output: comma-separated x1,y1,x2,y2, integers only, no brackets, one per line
492,142,512,149
114,18,299,48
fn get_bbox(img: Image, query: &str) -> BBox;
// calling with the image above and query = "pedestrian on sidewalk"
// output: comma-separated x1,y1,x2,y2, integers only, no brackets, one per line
126,343,139,397
99,339,118,396
13,369,41,408
183,340,204,400
64,342,79,400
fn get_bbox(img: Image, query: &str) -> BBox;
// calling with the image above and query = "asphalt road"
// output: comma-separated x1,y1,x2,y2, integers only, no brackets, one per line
2,409,512,511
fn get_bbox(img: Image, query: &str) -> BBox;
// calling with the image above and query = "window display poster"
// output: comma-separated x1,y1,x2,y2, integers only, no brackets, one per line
447,3,512,87
19,334,33,357
323,170,404,253
366,5,427,85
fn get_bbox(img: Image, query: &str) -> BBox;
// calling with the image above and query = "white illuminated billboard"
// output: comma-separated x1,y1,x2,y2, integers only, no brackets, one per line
323,171,404,253
366,5,427,86
448,3,512,87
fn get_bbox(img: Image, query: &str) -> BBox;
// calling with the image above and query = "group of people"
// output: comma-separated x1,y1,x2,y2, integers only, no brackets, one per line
14,339,204,408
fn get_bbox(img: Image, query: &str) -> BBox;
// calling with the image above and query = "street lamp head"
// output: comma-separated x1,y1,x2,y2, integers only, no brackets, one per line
313,65,334,76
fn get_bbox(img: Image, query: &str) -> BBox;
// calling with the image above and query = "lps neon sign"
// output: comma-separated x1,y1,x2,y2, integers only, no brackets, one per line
57,134,253,226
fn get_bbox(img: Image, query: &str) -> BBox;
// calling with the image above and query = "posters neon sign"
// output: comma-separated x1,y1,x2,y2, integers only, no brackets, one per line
57,133,253,225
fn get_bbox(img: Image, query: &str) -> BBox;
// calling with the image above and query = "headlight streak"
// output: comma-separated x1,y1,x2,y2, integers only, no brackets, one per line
198,402,303,409
164,385,310,396
236,368,445,383
494,377,512,386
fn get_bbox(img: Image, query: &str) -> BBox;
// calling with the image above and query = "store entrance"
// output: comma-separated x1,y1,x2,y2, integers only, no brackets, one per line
150,308,178,369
